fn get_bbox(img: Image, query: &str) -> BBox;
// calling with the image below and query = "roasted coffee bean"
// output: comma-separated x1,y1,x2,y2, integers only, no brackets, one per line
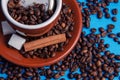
117,33,120,37
68,73,74,79
107,29,112,33
81,73,87,77
101,2,107,8
103,73,109,78
115,55,120,60
54,73,60,79
105,44,110,48
25,71,33,77
39,4,46,11
108,53,115,59
103,8,109,13
101,77,106,80
105,13,110,18
50,52,56,58
113,0,118,3
97,11,103,19
60,71,65,76
66,32,72,38
112,8,118,15
96,60,102,67
107,24,115,29
29,10,34,15
0,78,5,80
99,27,105,33
111,17,117,22
108,33,116,38
90,28,97,33
109,75,114,80
114,37,119,42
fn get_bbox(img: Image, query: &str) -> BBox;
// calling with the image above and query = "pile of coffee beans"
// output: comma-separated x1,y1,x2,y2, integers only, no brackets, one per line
0,28,120,79
8,0,54,25
0,0,120,80
20,4,74,58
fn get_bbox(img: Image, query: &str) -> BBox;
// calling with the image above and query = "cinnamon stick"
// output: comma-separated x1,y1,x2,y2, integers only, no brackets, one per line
24,34,66,52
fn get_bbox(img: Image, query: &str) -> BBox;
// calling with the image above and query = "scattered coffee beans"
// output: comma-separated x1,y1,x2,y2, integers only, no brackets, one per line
79,0,118,28
8,0,54,25
0,0,120,80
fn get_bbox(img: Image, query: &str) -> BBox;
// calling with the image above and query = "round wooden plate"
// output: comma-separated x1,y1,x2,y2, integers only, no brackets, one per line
0,0,82,67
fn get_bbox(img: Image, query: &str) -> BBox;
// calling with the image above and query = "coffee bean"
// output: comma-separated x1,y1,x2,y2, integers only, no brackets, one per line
25,71,33,77
66,32,72,38
114,37,119,42
39,4,46,11
68,73,74,79
113,72,119,77
117,33,120,37
108,33,116,38
109,75,114,80
107,29,112,33
105,13,110,18
96,60,102,67
107,24,115,29
97,11,103,19
81,73,87,77
111,17,117,22
115,55,120,60
90,28,97,33
54,73,60,79
60,71,65,76
22,16,28,21
113,0,118,3
61,23,66,28
103,73,109,78
101,2,107,8
50,52,56,58
99,27,105,33
108,53,115,59
103,8,109,13
35,10,41,16
112,9,118,15
29,10,34,15
101,77,106,80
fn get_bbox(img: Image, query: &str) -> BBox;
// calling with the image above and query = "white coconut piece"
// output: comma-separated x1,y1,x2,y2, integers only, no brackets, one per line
8,34,26,50
1,21,15,35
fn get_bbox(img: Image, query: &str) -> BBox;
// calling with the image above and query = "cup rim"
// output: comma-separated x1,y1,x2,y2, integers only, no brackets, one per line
1,0,62,29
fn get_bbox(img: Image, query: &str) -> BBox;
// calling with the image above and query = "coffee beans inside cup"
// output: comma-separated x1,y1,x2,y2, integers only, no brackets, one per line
7,0,54,25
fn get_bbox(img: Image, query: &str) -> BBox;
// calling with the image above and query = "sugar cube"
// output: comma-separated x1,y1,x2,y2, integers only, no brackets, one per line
8,34,26,50
1,21,16,35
